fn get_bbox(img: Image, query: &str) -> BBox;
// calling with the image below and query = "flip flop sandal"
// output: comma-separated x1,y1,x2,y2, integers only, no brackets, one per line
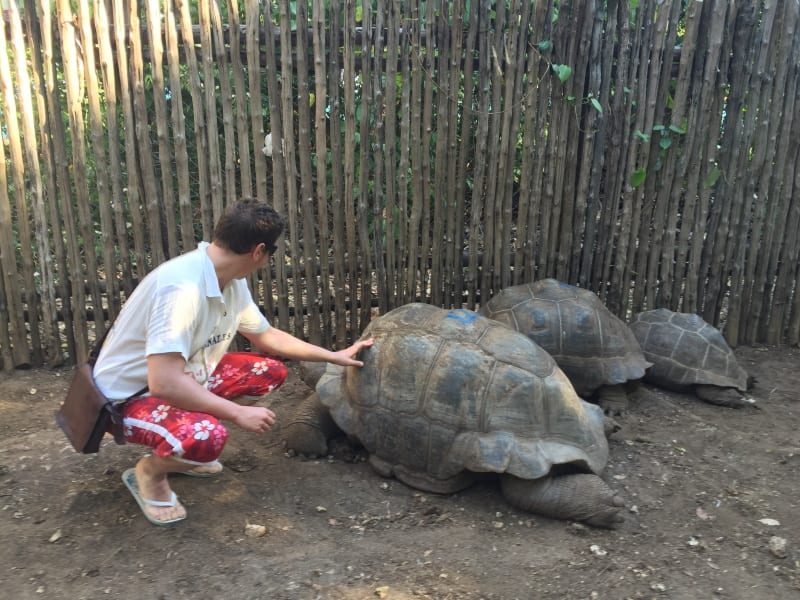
121,468,186,526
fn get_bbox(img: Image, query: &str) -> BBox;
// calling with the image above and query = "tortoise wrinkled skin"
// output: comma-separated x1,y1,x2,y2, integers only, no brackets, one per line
629,309,748,391
316,303,609,491
479,279,651,397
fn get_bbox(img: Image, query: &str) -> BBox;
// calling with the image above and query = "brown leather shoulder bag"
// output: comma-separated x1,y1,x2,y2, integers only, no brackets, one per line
55,330,147,454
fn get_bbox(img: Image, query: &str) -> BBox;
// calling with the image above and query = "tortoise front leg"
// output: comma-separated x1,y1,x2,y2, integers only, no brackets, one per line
695,385,756,409
282,392,341,457
501,473,625,529
596,384,629,416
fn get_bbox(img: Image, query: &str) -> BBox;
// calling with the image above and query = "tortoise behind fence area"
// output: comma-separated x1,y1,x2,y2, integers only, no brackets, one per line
479,279,651,414
629,309,755,408
284,303,624,529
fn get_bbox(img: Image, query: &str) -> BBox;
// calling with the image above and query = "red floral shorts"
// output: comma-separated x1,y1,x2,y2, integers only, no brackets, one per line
120,353,288,463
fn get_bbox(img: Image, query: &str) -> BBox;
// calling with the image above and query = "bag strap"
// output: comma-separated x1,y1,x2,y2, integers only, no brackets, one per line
104,384,149,445
87,327,111,366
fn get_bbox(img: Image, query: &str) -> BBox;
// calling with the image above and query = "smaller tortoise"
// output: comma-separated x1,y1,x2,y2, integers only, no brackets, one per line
629,308,754,408
479,279,651,413
285,303,624,528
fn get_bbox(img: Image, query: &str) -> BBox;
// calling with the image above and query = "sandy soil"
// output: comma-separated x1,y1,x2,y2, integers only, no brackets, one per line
1,345,798,600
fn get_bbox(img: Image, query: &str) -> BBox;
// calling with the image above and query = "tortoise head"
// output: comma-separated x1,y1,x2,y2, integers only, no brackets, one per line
298,361,327,389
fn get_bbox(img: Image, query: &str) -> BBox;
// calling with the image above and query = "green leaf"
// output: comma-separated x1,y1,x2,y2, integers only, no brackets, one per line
669,123,687,135
537,40,552,52
551,6,560,23
659,137,672,150
634,130,650,142
652,124,665,132
566,95,576,103
590,98,603,114
623,86,633,94
630,168,647,188
703,167,722,188
552,64,572,83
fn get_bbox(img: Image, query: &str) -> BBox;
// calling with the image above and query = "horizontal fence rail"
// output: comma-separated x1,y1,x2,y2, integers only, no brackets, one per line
0,0,799,370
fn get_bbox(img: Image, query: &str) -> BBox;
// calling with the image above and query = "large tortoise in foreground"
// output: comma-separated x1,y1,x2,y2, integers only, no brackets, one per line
630,309,754,408
479,279,651,413
285,303,624,528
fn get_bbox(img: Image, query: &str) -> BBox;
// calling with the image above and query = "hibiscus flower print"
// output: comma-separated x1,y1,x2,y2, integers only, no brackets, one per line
252,360,270,375
206,374,222,390
220,364,238,379
151,405,170,423
193,420,216,440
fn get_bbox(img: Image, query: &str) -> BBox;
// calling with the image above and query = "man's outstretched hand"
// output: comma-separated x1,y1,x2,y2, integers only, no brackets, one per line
330,337,375,367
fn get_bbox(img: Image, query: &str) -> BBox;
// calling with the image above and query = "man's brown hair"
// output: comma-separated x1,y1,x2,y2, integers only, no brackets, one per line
212,199,285,254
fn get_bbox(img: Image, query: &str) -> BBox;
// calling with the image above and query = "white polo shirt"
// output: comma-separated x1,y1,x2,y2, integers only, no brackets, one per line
94,242,270,400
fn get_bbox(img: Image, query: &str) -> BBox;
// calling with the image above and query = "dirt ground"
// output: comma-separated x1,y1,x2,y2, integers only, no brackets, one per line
1,344,798,600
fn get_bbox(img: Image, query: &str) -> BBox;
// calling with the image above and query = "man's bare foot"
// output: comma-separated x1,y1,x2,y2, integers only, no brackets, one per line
133,457,187,523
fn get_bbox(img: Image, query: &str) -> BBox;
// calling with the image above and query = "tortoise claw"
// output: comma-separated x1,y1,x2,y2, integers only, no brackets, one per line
582,495,626,529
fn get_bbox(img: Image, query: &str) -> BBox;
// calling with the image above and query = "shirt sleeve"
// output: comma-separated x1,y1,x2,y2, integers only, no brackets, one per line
235,281,270,334
145,283,201,359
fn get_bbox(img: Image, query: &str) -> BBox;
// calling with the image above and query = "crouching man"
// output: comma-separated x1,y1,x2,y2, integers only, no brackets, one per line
93,199,372,525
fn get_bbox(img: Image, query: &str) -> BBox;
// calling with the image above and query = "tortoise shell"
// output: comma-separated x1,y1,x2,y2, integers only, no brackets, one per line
479,279,650,396
630,308,748,391
316,303,608,486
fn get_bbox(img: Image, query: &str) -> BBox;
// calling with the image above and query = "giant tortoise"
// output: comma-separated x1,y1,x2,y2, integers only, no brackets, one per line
629,308,754,408
285,303,624,528
479,279,651,413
